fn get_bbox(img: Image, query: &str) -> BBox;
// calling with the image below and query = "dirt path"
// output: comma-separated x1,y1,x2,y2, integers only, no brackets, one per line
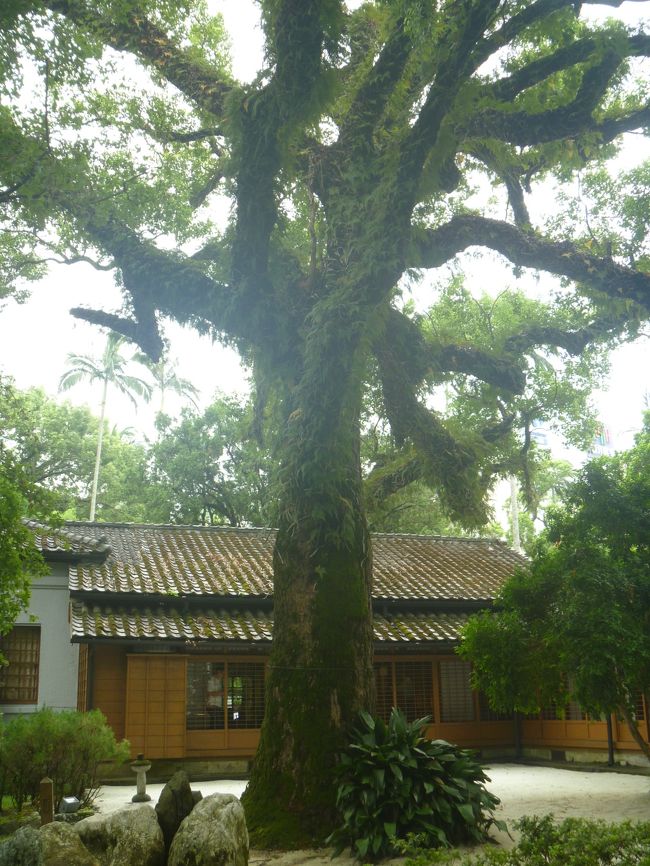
249,764,650,865
97,763,650,865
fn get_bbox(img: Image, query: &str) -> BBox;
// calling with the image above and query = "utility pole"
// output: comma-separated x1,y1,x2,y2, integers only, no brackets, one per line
510,475,522,554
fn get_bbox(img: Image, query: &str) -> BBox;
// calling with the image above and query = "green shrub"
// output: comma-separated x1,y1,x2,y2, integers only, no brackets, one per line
0,708,129,811
398,815,650,866
327,709,505,861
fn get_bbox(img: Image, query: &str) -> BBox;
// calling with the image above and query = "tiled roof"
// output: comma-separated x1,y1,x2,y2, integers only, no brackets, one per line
372,534,521,601
53,523,524,603
67,525,274,597
27,520,110,558
70,601,469,644
70,601,273,642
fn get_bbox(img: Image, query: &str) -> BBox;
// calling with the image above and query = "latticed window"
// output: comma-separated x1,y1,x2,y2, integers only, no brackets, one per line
0,626,41,703
634,692,646,721
77,644,89,711
187,662,225,730
439,659,475,722
186,660,266,731
374,662,393,723
396,661,433,722
539,700,586,721
228,662,266,729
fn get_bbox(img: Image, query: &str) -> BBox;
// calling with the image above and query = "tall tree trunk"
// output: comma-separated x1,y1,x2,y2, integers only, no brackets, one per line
243,333,375,845
89,376,108,521
243,442,374,845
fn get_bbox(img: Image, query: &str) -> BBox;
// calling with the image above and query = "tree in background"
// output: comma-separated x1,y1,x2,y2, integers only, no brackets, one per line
0,378,50,639
148,395,275,527
133,351,200,416
59,332,152,520
3,0,650,841
0,380,151,521
0,380,274,526
503,455,575,554
460,423,650,759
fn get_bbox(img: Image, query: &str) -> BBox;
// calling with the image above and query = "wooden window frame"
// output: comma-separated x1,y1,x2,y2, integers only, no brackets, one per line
0,625,41,704
186,658,266,733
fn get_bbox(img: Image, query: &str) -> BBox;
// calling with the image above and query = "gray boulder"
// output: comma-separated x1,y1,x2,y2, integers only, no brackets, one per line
41,822,100,866
0,826,42,866
168,793,248,866
75,804,164,866
155,771,195,856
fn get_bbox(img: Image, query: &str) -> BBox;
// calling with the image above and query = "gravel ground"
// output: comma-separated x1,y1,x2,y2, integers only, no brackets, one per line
96,763,650,865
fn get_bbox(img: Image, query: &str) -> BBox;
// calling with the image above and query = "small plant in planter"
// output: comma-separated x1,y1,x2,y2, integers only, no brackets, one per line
327,709,506,862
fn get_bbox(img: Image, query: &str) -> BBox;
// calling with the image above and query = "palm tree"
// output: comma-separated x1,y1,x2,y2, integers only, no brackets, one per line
59,332,152,520
133,353,200,416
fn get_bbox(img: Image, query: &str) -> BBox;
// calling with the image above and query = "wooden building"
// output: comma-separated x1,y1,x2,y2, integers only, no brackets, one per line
3,522,648,770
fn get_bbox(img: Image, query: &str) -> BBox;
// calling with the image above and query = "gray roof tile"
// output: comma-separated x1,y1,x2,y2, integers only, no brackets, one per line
70,601,468,644
50,523,524,602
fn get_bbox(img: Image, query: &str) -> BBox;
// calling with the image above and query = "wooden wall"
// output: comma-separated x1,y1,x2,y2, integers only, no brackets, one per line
91,645,127,739
125,655,187,758
84,645,650,761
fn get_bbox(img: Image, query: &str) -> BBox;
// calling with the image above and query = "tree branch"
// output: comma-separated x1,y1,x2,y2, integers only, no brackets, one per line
69,307,164,360
338,17,411,148
231,0,332,309
364,453,423,506
410,215,650,313
378,307,527,394
399,0,503,189
44,0,234,118
470,144,531,228
465,47,646,146
485,33,650,105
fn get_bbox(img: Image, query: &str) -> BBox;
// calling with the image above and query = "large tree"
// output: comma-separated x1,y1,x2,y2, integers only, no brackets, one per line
3,0,650,842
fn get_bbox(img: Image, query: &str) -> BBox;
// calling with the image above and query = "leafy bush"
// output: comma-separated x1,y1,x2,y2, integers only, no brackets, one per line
397,815,650,866
327,709,505,861
0,708,129,811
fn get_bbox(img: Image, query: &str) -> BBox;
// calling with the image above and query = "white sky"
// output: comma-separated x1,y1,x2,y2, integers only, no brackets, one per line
0,0,648,450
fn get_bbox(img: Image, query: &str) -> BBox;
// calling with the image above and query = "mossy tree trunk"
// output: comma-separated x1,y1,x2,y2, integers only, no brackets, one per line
243,303,376,846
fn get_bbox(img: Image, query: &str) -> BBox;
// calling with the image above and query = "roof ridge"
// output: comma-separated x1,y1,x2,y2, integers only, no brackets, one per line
62,521,277,533
60,521,510,547
372,532,508,545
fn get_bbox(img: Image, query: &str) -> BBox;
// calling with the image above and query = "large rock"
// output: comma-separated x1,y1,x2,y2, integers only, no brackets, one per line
168,793,248,866
0,826,42,866
41,822,100,866
155,771,195,856
75,804,164,866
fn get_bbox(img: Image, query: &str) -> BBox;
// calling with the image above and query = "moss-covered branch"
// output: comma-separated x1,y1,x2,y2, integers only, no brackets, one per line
399,0,502,193
337,16,411,149
374,336,489,524
410,216,650,312
465,47,645,145
44,0,234,118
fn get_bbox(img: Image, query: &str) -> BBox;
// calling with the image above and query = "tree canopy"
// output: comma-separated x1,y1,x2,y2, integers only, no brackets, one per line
0,379,273,525
3,0,650,842
460,421,650,758
0,378,50,639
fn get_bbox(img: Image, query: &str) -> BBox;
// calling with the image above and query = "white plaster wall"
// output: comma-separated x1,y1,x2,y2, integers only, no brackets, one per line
0,563,79,722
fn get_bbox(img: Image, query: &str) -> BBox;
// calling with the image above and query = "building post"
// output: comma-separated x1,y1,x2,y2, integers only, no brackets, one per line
606,714,615,766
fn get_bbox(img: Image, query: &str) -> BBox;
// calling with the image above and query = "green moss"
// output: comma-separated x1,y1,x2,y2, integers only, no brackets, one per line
244,791,322,849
